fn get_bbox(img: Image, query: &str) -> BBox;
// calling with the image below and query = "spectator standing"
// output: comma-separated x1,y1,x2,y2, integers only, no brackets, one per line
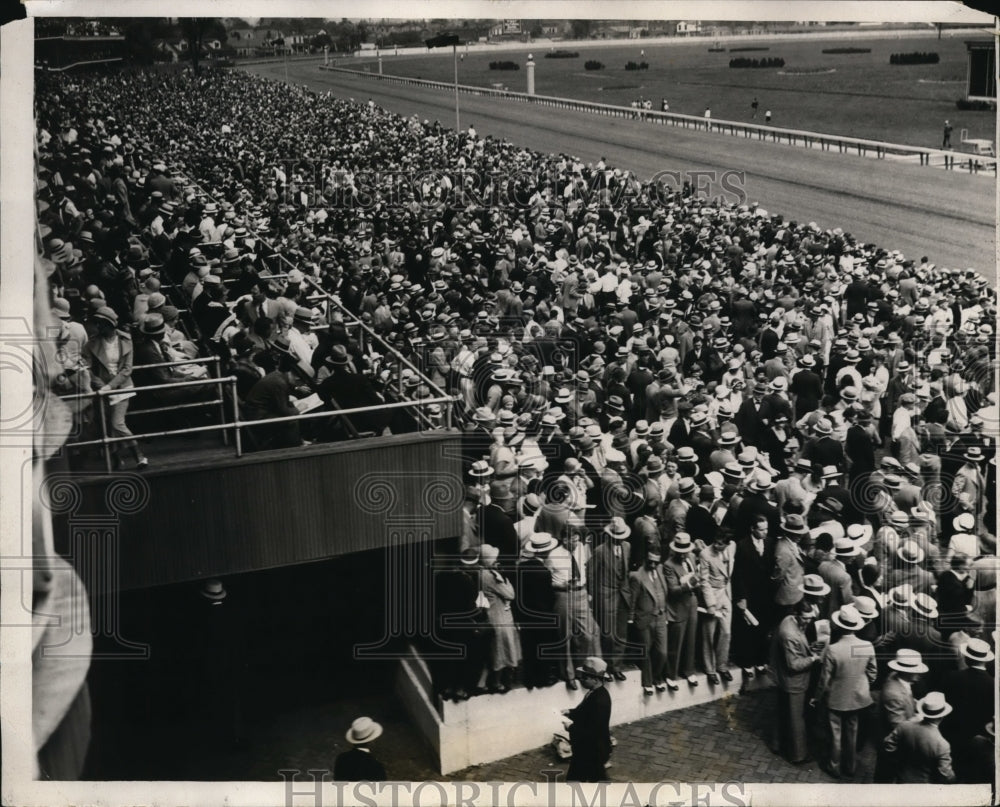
882,691,956,783
812,605,878,779
770,600,822,763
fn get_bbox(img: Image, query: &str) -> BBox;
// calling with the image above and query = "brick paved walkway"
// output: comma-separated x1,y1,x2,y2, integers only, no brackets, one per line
448,688,877,783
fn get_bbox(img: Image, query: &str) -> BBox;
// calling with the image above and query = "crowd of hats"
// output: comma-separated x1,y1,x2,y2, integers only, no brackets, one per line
34,68,997,516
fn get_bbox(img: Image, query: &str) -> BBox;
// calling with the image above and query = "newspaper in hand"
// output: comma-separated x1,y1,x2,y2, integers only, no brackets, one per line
293,393,323,413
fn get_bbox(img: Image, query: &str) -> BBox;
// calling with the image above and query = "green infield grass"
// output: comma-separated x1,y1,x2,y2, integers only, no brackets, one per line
350,35,994,149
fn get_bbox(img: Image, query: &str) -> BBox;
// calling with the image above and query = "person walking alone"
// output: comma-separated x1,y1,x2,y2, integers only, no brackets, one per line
561,657,612,782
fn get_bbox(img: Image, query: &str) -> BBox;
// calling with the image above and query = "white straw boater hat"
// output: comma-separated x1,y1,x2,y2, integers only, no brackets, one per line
346,716,383,744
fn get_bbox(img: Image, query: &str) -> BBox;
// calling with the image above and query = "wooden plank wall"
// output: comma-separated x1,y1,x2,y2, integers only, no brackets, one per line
51,432,465,591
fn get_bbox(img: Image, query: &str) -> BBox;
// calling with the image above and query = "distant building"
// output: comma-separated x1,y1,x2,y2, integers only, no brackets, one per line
675,21,702,35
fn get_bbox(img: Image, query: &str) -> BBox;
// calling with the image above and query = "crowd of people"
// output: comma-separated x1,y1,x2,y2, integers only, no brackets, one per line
35,64,995,784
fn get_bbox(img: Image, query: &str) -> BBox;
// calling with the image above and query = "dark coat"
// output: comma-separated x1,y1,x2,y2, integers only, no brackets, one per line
333,748,387,781
565,684,612,782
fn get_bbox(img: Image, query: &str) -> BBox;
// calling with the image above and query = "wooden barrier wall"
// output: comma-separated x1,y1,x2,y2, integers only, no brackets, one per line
47,431,464,591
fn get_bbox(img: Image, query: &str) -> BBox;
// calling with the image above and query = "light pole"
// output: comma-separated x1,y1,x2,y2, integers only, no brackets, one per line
426,33,462,131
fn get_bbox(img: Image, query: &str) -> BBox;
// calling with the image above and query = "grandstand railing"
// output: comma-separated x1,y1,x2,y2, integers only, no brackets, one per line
319,65,998,175
58,368,456,471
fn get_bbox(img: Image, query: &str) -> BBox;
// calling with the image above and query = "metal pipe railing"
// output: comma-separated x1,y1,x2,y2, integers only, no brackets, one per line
59,371,458,466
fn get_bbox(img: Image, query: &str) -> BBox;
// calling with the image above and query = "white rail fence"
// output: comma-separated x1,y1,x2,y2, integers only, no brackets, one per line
319,64,997,175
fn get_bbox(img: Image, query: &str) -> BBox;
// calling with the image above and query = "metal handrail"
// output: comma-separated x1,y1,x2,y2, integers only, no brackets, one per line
59,368,459,466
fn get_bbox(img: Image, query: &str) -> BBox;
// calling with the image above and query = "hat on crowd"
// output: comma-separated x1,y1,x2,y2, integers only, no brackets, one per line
961,638,995,664
92,306,119,326
953,512,977,533
346,717,384,745
897,541,925,565
801,574,831,597
688,410,709,428
964,446,986,463
821,465,842,480
676,446,697,463
139,313,165,336
782,514,809,537
468,460,494,479
460,547,480,566
670,532,695,554
576,656,608,680
529,532,558,553
715,426,739,445
889,510,910,529
813,419,833,436
911,592,939,619
52,297,72,320
846,523,873,545
888,648,929,675
831,604,866,632
915,692,953,720
888,584,914,609
604,517,631,540
748,473,774,493
833,537,860,558
677,477,697,496
853,596,879,621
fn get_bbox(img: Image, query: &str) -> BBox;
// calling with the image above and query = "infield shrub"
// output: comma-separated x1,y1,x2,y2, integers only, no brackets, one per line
890,52,939,65
585,60,604,71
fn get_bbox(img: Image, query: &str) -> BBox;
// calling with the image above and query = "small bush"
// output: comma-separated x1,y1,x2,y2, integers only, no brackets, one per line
585,60,604,71
489,60,520,71
956,98,995,111
729,46,769,52
545,50,578,58
822,47,870,54
624,61,649,71
890,51,939,65
730,57,785,69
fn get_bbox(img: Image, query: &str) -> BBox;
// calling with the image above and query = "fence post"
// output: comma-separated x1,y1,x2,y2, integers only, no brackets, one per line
97,393,112,472
232,377,243,458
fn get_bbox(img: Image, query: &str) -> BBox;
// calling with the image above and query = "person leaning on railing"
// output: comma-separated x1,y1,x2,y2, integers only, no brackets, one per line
81,305,148,469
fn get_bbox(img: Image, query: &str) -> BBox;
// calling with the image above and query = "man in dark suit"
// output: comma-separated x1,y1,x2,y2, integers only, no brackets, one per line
514,534,560,689
589,518,632,681
628,549,670,695
873,648,928,781
561,657,612,782
732,515,774,677
940,638,995,782
882,691,956,783
334,717,387,781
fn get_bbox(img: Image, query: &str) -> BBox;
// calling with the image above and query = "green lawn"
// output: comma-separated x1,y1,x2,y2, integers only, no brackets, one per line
351,35,994,148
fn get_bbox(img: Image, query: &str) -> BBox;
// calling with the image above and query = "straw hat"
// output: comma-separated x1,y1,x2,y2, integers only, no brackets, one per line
802,574,831,597
915,692,952,720
887,648,928,675
831,604,865,632
961,638,996,664
346,716,384,745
